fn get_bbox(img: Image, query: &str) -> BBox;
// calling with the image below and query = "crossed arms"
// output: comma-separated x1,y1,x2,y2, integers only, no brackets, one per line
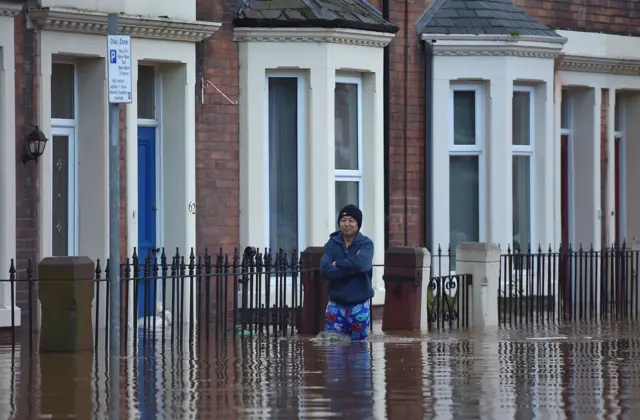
319,240,374,280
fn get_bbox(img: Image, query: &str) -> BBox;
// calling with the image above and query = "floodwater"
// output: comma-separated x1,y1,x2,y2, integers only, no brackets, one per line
2,323,640,419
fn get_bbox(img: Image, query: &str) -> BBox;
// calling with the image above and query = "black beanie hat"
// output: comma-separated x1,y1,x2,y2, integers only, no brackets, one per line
338,204,363,228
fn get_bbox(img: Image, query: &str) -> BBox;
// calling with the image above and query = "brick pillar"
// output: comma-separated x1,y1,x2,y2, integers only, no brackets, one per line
382,247,431,332
299,247,327,335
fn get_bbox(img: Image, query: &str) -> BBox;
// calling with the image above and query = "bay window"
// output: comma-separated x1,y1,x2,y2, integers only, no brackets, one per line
334,75,363,230
267,74,307,253
512,86,535,253
449,85,486,263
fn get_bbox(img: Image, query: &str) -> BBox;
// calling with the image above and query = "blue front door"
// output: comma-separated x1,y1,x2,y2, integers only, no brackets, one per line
137,126,157,319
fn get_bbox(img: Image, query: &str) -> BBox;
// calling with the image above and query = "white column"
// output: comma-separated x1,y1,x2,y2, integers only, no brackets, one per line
542,81,556,248
488,78,513,248
363,71,386,299
553,75,563,247
0,13,19,326
184,59,197,255
431,78,450,249
308,51,334,246
238,42,268,249
126,62,139,259
37,37,53,260
607,90,616,245
455,242,500,328
592,88,602,248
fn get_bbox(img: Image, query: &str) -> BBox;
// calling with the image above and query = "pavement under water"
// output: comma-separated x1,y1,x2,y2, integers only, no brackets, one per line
1,322,640,419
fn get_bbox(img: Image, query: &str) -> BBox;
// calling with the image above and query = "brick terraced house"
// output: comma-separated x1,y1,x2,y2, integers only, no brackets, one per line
0,0,639,328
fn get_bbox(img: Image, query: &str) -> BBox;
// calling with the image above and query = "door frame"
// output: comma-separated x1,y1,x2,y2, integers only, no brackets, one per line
137,122,163,254
50,125,78,256
137,65,163,254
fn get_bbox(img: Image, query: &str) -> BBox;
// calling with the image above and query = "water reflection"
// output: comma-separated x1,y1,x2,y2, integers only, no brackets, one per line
0,324,640,418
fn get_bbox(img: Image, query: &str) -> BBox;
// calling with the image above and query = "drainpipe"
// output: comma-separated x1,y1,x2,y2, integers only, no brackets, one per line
423,40,434,253
402,0,409,246
383,0,390,250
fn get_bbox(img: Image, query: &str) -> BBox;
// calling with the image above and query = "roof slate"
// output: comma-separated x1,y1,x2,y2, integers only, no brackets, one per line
416,0,561,37
235,0,398,33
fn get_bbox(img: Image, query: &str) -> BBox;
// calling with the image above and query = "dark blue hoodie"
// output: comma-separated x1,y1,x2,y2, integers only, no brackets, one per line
319,231,375,305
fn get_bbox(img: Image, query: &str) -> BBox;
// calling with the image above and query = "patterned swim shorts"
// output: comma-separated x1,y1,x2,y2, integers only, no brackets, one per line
324,299,371,341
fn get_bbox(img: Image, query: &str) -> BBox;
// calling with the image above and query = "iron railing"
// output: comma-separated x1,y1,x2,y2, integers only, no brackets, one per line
426,274,471,329
1,247,309,349
499,244,640,324
432,243,640,325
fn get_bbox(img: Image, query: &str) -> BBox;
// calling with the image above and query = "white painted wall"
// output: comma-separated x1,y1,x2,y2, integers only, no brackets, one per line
37,29,196,328
558,30,640,247
37,31,110,328
625,95,640,246
39,0,195,21
431,52,557,249
124,38,197,325
0,7,20,327
558,29,640,61
236,28,391,305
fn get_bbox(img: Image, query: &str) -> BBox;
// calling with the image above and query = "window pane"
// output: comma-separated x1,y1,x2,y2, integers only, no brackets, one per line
335,83,359,170
615,92,622,132
268,77,298,252
512,91,531,146
51,63,75,119
453,90,476,145
449,156,479,267
138,66,155,119
513,156,531,251
335,181,359,230
561,89,569,129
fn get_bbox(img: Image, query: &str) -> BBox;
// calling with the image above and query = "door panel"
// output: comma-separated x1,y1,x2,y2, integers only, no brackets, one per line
137,126,157,319
52,135,70,256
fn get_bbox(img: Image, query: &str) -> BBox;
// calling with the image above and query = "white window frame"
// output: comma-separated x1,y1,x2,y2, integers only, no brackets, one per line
560,89,575,245
50,60,79,256
263,72,308,256
137,64,164,255
615,94,626,241
334,74,364,230
448,84,487,244
512,85,536,251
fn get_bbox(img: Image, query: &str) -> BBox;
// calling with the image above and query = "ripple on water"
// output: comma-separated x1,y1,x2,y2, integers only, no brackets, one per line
0,323,639,418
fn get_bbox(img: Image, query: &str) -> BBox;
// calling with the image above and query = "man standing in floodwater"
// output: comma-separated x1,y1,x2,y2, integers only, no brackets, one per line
320,204,374,341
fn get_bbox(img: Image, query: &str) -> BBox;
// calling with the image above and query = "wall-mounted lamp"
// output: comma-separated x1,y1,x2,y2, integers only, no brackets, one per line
22,126,48,165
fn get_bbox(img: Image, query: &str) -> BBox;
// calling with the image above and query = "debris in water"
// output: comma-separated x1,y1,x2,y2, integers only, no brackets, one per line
314,330,352,342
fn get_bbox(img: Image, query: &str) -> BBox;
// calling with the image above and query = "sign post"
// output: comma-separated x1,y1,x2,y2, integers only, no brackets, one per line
106,13,131,420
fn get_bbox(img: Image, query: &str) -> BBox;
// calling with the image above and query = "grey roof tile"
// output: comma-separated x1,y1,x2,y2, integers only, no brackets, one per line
416,0,561,37
235,0,398,33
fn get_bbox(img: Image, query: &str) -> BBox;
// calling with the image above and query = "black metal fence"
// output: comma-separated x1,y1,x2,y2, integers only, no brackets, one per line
1,247,309,349
426,274,471,329
431,243,640,325
499,244,640,324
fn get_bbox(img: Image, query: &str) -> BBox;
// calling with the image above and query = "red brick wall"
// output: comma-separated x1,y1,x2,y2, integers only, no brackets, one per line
387,0,426,248
13,12,39,325
515,0,640,36
195,0,240,254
